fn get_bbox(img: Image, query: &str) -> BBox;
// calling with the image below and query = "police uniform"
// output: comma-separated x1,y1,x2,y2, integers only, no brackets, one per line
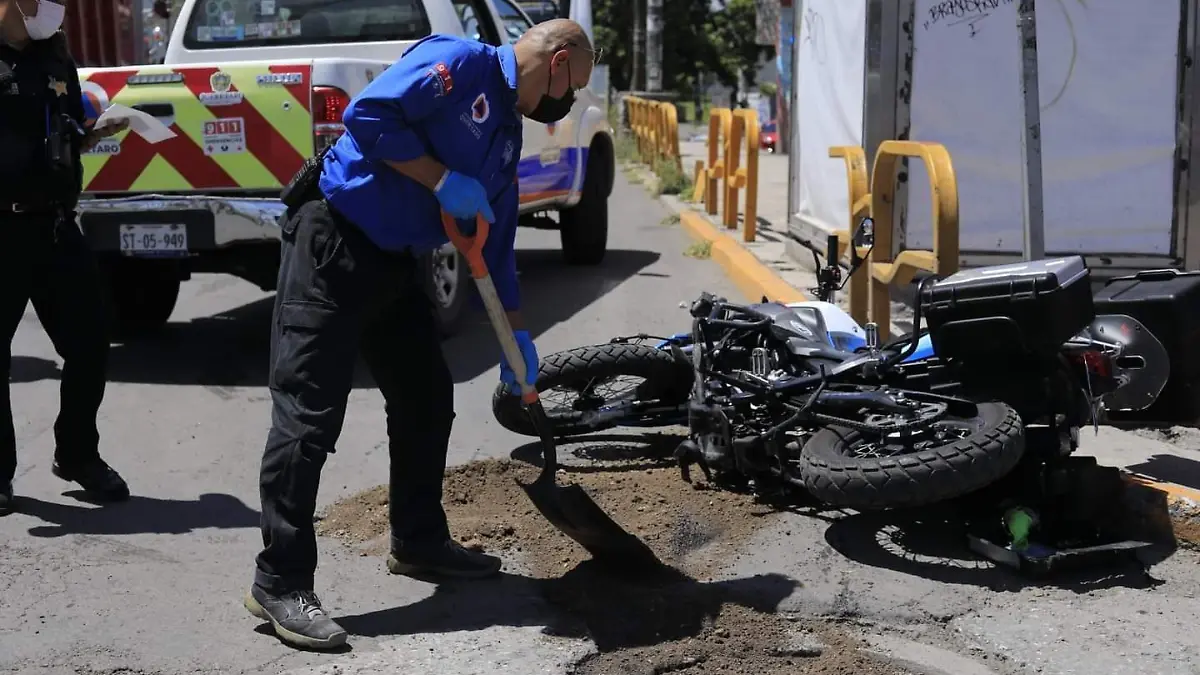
248,35,522,629
0,32,128,511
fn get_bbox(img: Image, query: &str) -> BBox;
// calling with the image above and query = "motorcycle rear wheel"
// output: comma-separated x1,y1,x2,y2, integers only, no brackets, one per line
797,401,1025,509
492,342,691,437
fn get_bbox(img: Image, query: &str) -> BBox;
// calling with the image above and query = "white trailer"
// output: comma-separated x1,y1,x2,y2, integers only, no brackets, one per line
785,0,1200,278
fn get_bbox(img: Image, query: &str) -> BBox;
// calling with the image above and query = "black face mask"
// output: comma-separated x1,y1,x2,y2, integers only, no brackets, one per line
527,62,575,124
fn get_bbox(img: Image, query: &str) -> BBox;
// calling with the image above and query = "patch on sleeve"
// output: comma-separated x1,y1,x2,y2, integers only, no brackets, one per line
427,62,454,97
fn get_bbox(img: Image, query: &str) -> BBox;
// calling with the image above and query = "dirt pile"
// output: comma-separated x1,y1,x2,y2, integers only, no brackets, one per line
317,440,910,674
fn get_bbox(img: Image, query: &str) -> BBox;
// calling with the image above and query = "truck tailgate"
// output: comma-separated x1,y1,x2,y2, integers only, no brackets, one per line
80,63,314,194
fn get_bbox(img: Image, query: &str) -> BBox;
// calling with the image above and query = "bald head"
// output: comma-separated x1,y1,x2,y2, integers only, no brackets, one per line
512,18,594,120
518,18,592,56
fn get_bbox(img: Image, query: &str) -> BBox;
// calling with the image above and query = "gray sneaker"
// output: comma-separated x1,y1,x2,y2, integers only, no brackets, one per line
244,586,347,650
388,538,502,579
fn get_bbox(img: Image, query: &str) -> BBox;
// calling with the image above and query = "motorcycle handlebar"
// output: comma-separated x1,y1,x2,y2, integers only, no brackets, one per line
703,301,774,332
705,317,773,331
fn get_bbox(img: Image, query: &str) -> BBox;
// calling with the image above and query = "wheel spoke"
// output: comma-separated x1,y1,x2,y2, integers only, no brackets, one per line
539,375,647,419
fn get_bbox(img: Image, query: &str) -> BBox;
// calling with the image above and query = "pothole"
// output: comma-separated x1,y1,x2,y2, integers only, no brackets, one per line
318,456,915,674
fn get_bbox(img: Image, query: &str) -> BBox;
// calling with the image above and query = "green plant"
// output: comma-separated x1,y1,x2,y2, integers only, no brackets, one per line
614,130,640,165
660,213,681,226
684,240,713,259
758,82,778,98
607,101,624,129
676,101,711,125
653,158,693,197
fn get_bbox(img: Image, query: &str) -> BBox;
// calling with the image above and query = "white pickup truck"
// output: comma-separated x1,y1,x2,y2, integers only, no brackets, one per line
76,0,615,337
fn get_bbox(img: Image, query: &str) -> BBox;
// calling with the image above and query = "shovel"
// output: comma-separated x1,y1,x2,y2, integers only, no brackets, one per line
441,212,659,570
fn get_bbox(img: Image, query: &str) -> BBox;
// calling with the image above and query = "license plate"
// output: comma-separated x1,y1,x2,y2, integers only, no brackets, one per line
119,224,188,257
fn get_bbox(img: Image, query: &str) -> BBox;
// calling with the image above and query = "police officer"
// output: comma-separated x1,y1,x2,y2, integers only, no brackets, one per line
243,19,596,650
0,0,131,516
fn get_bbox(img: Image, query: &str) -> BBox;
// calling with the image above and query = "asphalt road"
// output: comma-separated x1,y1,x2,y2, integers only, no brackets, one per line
0,176,738,674
4,175,1200,675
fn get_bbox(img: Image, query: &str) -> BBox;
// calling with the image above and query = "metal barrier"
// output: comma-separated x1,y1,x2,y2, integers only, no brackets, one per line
624,95,681,170
692,108,731,217
828,141,960,339
690,107,761,243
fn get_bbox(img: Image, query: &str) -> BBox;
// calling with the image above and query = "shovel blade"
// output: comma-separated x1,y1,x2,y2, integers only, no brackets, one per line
520,479,660,570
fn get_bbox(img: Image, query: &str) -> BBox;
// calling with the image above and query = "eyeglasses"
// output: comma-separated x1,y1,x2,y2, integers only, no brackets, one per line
559,41,604,66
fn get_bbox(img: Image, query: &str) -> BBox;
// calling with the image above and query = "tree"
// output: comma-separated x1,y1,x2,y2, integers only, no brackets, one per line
705,0,773,89
592,0,715,94
589,0,768,96
660,0,718,96
592,0,636,91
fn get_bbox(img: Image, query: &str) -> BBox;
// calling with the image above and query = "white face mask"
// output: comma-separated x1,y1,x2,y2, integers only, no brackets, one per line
17,0,66,41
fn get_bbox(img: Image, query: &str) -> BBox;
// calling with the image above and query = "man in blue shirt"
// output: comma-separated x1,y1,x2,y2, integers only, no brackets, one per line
244,19,596,651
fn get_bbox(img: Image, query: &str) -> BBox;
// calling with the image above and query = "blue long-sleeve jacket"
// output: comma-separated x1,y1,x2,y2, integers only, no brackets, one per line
319,34,523,310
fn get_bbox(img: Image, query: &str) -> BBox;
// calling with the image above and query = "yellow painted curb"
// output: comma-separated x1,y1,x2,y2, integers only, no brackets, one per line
679,210,807,304
1120,474,1200,548
1126,475,1200,504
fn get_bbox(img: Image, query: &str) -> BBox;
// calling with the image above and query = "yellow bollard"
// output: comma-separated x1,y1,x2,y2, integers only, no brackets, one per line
866,141,960,340
826,141,960,338
703,109,732,217
659,102,682,170
829,145,872,325
622,97,682,171
692,159,707,202
726,109,760,241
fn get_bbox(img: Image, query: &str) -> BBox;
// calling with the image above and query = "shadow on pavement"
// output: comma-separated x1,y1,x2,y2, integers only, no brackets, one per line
92,249,660,388
1125,454,1200,492
15,492,259,537
823,510,1165,594
508,431,683,473
337,562,798,653
9,356,62,384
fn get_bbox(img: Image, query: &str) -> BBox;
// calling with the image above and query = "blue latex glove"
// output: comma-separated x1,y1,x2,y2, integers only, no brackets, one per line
434,170,496,224
500,329,539,394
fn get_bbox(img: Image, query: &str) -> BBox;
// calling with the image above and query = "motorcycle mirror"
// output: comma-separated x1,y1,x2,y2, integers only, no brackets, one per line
853,217,875,248
690,295,714,319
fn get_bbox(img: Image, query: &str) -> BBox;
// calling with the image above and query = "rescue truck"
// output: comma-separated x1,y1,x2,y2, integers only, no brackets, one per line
73,0,615,337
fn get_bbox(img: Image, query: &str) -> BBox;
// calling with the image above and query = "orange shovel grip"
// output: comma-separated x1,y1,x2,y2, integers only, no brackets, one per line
440,212,490,279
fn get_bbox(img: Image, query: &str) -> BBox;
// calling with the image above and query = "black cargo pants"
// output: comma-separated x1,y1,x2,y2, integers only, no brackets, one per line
254,197,455,595
0,210,109,485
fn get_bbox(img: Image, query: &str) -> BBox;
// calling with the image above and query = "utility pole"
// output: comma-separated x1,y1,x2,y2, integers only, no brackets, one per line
645,0,664,92
1017,0,1046,261
631,0,644,91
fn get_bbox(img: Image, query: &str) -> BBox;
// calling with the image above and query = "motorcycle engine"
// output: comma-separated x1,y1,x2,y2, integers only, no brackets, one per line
698,432,735,471
742,346,789,383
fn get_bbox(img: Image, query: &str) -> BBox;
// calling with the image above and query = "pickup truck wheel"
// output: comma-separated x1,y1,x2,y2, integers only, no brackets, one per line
422,243,469,337
558,146,609,266
103,259,181,339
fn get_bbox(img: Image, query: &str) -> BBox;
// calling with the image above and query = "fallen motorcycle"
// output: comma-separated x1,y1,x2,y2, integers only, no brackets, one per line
494,238,1170,511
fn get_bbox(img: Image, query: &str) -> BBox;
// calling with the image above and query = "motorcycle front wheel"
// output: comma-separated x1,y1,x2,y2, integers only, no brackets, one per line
797,401,1025,509
491,342,692,438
